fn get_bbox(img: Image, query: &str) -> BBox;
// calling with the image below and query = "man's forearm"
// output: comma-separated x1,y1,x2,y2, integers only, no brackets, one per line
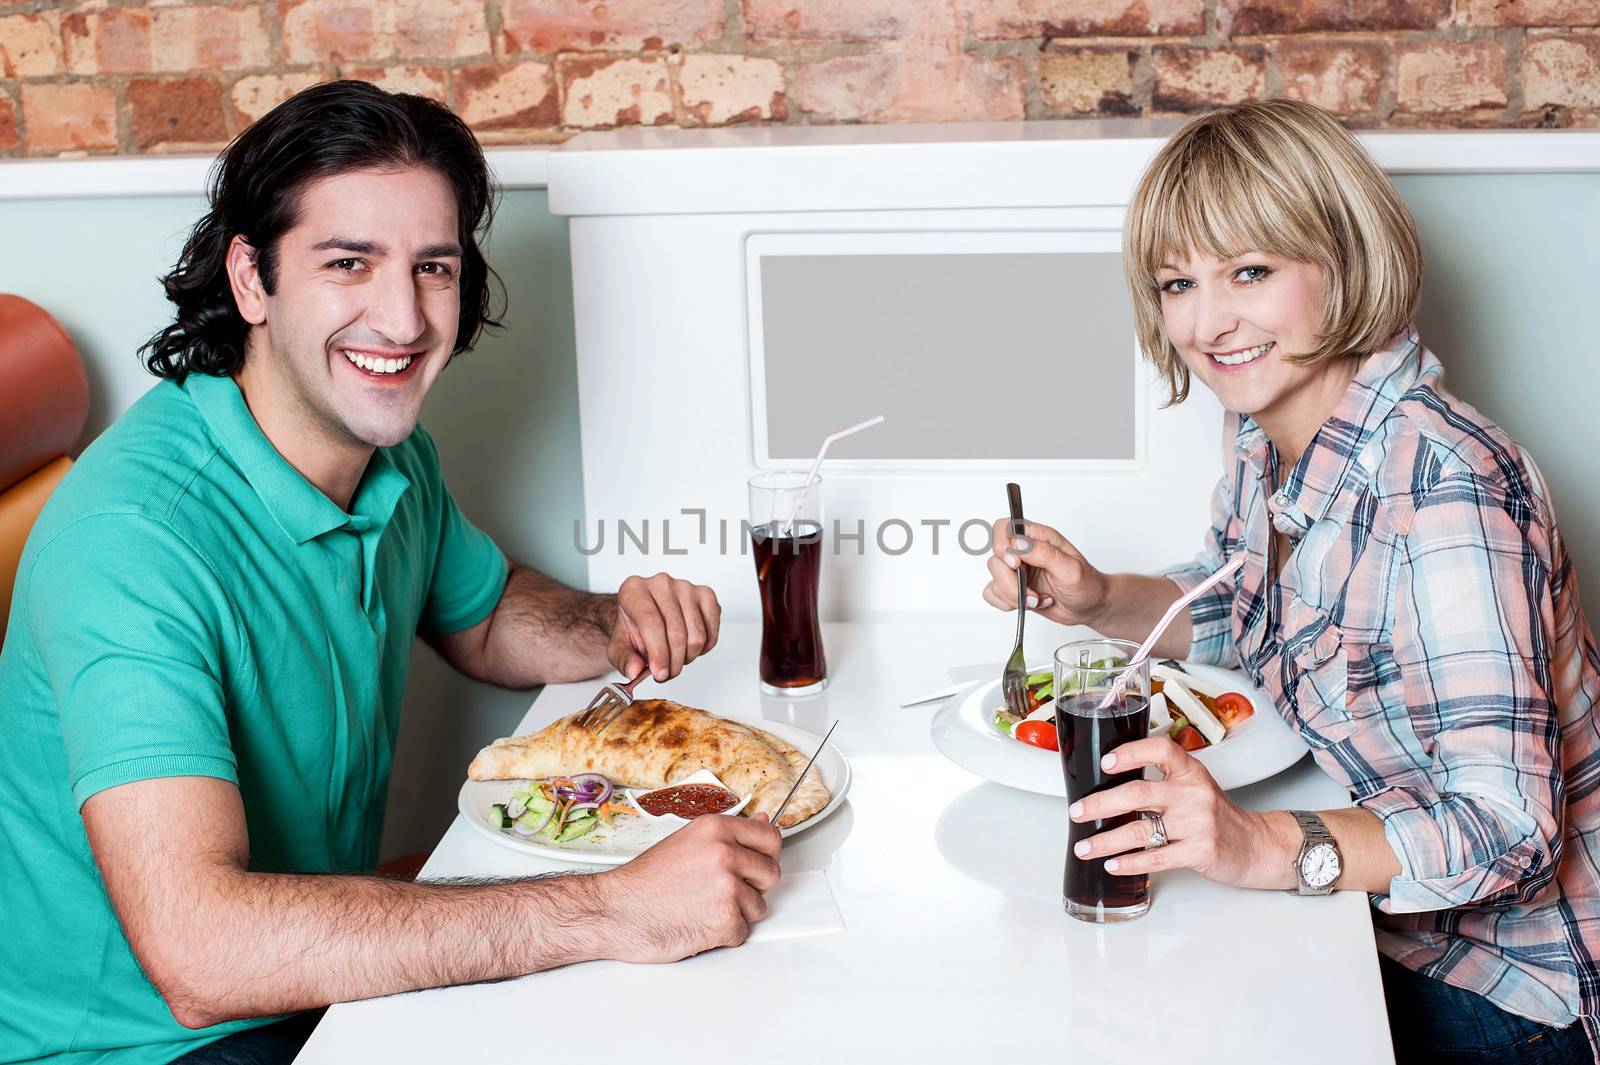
93,776,770,1031
157,869,616,1027
473,566,617,687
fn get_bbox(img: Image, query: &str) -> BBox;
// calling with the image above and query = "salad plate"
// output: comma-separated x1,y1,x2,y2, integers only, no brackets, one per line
929,661,1308,795
457,720,852,866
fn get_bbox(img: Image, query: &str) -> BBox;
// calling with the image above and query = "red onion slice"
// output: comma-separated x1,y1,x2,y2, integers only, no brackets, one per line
569,773,612,802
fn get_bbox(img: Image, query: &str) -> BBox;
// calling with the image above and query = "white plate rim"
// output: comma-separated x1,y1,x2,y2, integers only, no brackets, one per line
928,661,1308,796
457,719,853,865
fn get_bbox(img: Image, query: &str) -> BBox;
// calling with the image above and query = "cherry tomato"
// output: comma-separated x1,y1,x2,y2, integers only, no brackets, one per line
1173,724,1207,751
1212,691,1255,729
1015,720,1059,751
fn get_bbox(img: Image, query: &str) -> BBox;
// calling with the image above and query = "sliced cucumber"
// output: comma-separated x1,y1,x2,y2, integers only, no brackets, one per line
553,815,598,843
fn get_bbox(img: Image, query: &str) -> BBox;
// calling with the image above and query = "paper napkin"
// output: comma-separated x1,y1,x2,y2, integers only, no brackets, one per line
745,869,844,944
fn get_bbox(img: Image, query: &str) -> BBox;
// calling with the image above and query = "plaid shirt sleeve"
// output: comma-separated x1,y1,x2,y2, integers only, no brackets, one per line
1161,465,1241,669
1360,472,1565,914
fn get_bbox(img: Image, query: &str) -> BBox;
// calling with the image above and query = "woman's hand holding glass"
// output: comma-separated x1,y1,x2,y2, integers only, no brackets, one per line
1068,736,1296,890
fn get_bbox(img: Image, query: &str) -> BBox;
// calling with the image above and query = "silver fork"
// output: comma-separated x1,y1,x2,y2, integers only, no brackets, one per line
1001,482,1032,718
574,668,649,734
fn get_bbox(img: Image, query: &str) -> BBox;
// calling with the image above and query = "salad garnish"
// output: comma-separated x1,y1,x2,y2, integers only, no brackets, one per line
489,773,635,844
992,658,1254,752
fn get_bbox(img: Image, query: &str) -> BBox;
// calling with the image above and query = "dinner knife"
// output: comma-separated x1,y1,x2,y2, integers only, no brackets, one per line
898,681,970,707
769,720,839,830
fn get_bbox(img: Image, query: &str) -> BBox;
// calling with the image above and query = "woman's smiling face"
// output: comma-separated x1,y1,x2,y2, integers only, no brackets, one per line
1155,250,1339,425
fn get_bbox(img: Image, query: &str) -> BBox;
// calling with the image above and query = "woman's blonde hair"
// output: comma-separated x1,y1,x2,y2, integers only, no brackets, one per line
1123,98,1422,404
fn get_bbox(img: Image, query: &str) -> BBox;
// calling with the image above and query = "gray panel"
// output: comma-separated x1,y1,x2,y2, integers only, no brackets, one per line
759,252,1136,462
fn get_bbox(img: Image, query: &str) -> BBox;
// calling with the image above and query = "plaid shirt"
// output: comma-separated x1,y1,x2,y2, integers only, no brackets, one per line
1164,328,1600,1047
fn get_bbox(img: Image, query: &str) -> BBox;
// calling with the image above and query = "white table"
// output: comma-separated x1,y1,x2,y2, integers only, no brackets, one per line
295,616,1395,1063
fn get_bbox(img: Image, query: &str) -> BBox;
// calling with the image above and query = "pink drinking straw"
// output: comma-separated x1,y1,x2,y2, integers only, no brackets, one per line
1096,553,1247,710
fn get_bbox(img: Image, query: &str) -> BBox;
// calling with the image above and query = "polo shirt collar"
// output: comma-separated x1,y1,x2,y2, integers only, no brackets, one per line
185,372,409,545
347,447,409,539
1232,326,1429,535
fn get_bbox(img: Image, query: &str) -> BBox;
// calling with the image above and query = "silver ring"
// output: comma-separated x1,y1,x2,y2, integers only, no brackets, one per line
1146,813,1169,848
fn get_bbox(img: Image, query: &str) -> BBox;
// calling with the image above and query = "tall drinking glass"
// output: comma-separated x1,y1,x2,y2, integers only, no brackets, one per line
1056,638,1151,923
748,472,828,697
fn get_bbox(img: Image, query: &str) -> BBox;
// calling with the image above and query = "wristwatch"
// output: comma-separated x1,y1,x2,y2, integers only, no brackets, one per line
1289,810,1342,896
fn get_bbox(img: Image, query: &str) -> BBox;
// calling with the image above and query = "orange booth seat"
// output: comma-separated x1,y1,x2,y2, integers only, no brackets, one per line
0,295,90,646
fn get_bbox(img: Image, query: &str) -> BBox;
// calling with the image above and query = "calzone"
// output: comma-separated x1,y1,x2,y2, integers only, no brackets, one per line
468,699,830,829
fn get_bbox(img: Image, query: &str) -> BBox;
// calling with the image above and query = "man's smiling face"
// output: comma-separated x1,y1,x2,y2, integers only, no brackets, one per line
248,165,463,451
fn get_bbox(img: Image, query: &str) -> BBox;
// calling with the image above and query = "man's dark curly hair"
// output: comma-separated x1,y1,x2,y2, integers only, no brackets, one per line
141,80,503,380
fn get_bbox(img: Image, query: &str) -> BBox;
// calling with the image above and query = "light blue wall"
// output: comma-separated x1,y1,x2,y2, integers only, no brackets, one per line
0,195,208,446
0,189,587,859
1395,174,1600,617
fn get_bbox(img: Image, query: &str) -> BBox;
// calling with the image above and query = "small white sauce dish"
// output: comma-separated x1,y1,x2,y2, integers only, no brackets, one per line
625,768,752,827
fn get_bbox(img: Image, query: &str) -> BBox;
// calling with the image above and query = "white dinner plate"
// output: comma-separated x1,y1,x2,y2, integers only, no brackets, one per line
457,720,852,866
929,661,1308,795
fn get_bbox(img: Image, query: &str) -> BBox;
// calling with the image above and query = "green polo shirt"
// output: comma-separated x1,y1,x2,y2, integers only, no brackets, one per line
0,372,508,1063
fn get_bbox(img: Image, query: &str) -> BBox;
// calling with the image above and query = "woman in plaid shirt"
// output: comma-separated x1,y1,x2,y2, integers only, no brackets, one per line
984,98,1600,1064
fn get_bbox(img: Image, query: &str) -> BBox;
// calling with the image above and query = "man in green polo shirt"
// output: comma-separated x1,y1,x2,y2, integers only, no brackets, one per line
0,81,782,1065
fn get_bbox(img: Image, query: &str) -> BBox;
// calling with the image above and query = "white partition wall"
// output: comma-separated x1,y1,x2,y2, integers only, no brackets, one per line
547,122,1600,623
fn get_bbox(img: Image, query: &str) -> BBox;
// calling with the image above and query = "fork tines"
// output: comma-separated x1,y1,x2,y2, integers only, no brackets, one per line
575,668,649,733
576,685,629,733
1002,671,1031,717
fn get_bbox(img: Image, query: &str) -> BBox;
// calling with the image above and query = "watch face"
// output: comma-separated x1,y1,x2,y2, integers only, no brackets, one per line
1301,842,1341,889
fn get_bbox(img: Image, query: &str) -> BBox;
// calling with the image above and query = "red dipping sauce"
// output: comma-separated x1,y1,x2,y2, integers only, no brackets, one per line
638,783,739,818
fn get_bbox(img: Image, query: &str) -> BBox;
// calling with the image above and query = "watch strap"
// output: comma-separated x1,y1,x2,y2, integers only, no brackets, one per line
1291,809,1334,847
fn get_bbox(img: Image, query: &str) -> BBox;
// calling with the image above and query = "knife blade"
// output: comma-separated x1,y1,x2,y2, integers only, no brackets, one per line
769,720,838,830
898,681,970,707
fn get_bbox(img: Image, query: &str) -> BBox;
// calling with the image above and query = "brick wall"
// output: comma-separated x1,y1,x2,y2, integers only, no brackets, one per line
1,0,1597,156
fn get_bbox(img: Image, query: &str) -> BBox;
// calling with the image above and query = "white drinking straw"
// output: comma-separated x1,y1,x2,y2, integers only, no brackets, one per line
1096,553,1246,710
781,415,885,530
